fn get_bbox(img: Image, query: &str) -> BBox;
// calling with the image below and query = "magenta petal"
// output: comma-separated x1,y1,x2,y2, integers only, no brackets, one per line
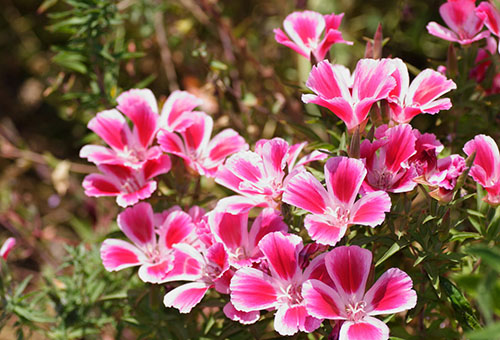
88,109,132,151
100,239,144,271
339,317,389,340
117,202,155,248
181,112,213,156
160,90,203,131
163,282,210,313
477,1,500,36
440,0,483,38
273,28,309,58
161,210,195,249
116,181,156,208
209,211,248,251
464,134,500,187
364,268,417,315
215,195,264,214
352,59,396,104
79,145,120,166
82,174,121,197
274,304,313,336
138,259,174,284
258,232,301,281
325,245,372,302
325,157,366,207
302,279,345,319
157,129,187,157
406,69,456,111
206,243,229,277
0,237,16,260
143,154,171,180
350,191,391,227
206,129,248,167
223,302,260,325
248,208,288,248
426,22,460,42
283,171,329,214
260,138,289,180
305,60,352,101
164,244,204,281
230,267,279,312
304,214,347,246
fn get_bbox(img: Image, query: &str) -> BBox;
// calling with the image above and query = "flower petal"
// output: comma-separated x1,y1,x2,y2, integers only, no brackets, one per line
248,208,288,249
477,1,500,36
259,138,289,181
87,110,132,151
325,245,372,302
283,171,329,214
159,90,203,131
258,232,302,281
0,237,16,260
100,239,144,271
117,202,155,248
274,304,315,336
138,259,174,283
181,112,213,156
325,157,366,207
364,268,417,315
230,267,279,312
82,174,121,197
464,134,500,188
339,317,390,340
223,302,260,325
426,22,460,42
163,282,210,313
350,191,391,227
302,279,345,319
209,211,248,251
304,214,347,247
143,154,171,180
160,210,195,249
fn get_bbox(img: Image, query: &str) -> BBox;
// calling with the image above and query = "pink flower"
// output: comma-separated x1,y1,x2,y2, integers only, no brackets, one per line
302,59,396,131
80,89,162,169
230,232,327,336
273,10,352,61
303,245,417,340
82,155,171,207
409,131,444,177
361,124,418,193
470,37,497,83
1,237,16,260
283,157,391,246
215,138,327,213
162,242,229,313
209,208,288,268
387,59,456,124
157,111,248,177
100,202,196,283
464,134,500,205
427,0,490,45
159,90,203,132
476,1,500,51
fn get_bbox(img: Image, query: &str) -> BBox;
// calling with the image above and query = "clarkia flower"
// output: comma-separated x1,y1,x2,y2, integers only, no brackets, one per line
303,245,417,340
361,124,418,194
100,202,195,283
1,237,16,260
215,138,327,213
302,59,396,131
464,134,500,205
387,59,456,124
274,10,352,62
283,157,391,246
409,131,444,177
427,0,490,45
82,155,171,207
476,1,500,52
209,208,288,268
157,111,248,177
163,242,229,313
230,232,327,336
159,90,203,132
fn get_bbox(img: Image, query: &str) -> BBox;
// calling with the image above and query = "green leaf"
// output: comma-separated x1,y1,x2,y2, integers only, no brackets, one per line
466,322,500,340
466,245,500,272
440,276,481,330
375,241,408,267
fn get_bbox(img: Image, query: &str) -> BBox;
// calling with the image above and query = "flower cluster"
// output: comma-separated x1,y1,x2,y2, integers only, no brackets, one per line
77,5,500,340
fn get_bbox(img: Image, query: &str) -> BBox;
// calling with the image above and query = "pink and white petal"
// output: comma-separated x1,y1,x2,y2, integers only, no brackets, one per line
116,181,156,208
325,245,372,302
302,95,357,130
352,59,396,103
258,232,302,281
163,244,204,282
138,259,175,284
477,1,500,36
325,157,366,207
387,58,409,103
426,22,460,42
283,11,325,56
305,60,352,100
214,166,245,194
293,150,328,170
206,243,229,277
339,317,389,340
117,202,155,248
88,109,131,151
215,195,266,214
209,211,248,251
440,0,483,38
159,90,203,131
419,98,452,115
273,28,309,58
273,304,310,336
163,282,210,313
324,12,344,31
350,191,391,227
260,138,289,180
316,29,351,60
79,145,121,166
181,112,213,156
223,302,260,325
142,154,171,180
286,142,307,170
248,208,288,249
283,171,329,214
161,210,195,249
302,279,345,319
224,151,265,184
157,129,188,159
230,267,279,312
304,214,347,247
383,124,416,172
303,253,335,287
206,129,248,166
464,134,500,186
364,268,417,315
82,174,121,198
100,239,145,271
0,237,16,260
406,69,456,108
116,88,158,148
